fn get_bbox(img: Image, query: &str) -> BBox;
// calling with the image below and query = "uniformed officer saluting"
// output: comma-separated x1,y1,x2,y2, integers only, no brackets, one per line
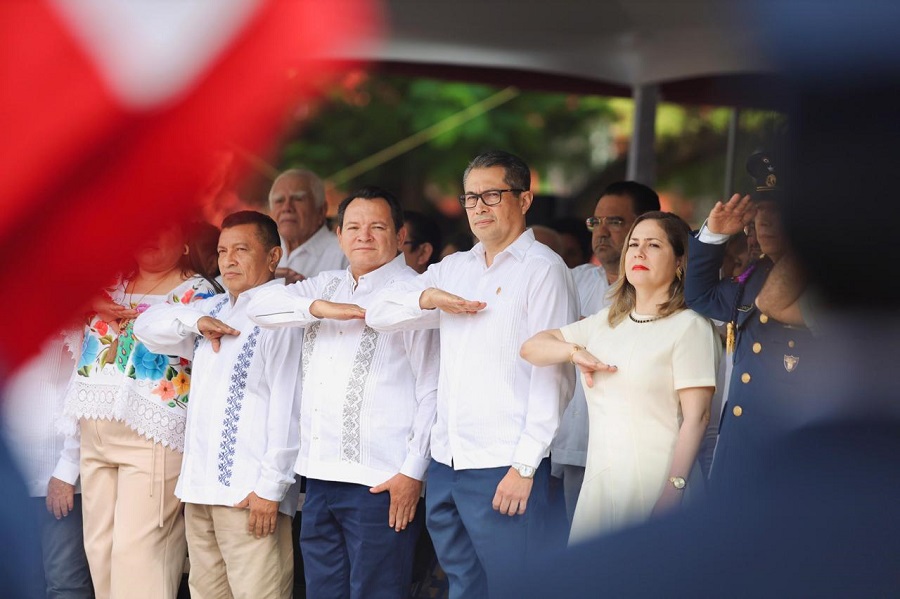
684,152,815,493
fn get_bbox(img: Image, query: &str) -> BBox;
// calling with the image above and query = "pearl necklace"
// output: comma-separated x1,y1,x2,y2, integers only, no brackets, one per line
629,312,663,324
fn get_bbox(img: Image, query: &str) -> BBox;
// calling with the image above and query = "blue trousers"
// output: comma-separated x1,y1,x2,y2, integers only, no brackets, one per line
425,459,552,599
32,494,94,598
300,478,422,599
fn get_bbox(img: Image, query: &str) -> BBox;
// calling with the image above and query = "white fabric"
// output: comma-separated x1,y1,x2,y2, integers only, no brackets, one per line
560,307,720,541
1,334,81,496
279,224,348,278
366,229,578,470
134,280,303,516
551,264,612,468
697,222,731,245
248,254,439,487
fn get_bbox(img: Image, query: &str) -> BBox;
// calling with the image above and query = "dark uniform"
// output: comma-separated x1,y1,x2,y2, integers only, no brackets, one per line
685,152,815,493
685,240,814,492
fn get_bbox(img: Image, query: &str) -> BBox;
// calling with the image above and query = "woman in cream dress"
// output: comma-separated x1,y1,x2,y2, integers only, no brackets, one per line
521,211,720,542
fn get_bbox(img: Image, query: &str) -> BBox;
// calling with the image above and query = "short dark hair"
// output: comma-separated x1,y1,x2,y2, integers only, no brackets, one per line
600,181,660,216
404,211,443,266
336,186,404,231
221,210,280,250
551,217,592,264
463,150,531,192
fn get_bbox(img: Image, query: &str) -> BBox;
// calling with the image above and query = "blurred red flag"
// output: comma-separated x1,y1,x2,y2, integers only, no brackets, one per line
0,0,378,371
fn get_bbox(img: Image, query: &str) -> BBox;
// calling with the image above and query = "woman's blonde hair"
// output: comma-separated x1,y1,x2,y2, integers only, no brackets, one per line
607,211,693,327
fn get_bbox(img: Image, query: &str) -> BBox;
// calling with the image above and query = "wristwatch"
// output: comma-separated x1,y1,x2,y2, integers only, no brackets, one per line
669,476,686,490
512,463,536,479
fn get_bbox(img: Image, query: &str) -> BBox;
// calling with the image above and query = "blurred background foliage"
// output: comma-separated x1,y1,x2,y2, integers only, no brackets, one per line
227,71,785,236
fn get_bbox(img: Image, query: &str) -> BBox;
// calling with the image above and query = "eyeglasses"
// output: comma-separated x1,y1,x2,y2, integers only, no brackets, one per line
585,216,626,231
458,189,523,209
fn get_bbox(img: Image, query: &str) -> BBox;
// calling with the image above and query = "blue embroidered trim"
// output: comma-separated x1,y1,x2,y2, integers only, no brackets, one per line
216,325,261,486
194,296,230,353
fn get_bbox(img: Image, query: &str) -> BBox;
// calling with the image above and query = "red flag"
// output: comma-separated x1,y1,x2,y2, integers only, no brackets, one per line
0,0,378,370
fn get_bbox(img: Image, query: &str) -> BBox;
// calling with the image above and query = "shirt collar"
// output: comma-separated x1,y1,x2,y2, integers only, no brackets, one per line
470,228,535,265
344,253,409,292
229,277,283,305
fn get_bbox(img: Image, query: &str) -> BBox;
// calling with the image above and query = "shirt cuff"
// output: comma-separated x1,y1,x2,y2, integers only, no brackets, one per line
51,458,80,486
399,454,430,481
406,289,430,311
696,222,731,245
512,434,546,470
175,311,204,334
254,478,292,503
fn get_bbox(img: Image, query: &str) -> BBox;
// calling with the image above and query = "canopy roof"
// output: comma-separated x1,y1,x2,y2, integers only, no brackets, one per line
329,0,785,108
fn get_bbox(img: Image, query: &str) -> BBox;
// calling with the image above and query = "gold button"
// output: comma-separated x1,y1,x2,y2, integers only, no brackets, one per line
788,340,795,348
759,314,769,324
741,372,751,383
752,342,762,354
733,405,743,417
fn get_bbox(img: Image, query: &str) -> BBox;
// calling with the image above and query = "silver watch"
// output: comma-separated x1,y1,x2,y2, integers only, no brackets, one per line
512,463,536,479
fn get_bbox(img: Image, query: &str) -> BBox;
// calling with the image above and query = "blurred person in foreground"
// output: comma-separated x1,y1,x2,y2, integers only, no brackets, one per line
503,6,900,593
521,212,719,541
367,150,577,599
268,168,348,285
2,335,94,598
63,225,218,599
135,211,302,599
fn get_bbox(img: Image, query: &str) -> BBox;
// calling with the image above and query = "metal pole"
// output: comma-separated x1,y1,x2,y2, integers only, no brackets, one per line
723,108,740,198
626,84,659,186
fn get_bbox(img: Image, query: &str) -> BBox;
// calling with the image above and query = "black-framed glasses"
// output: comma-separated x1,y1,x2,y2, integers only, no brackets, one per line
585,216,627,231
458,189,523,209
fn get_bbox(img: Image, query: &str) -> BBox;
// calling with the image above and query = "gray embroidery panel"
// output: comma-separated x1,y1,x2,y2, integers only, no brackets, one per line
341,325,379,463
301,277,342,381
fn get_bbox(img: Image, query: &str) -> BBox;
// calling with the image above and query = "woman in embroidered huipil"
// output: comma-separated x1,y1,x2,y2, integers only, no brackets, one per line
65,226,219,599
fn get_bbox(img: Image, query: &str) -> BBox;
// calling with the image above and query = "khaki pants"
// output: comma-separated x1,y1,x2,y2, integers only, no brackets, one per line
80,418,186,599
185,503,293,599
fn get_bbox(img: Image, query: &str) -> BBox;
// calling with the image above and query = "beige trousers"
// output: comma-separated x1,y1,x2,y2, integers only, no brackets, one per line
80,418,186,599
184,503,293,599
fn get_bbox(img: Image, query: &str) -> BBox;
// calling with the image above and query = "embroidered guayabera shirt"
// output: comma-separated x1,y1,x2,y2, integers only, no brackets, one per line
134,280,303,515
248,254,439,487
366,230,579,471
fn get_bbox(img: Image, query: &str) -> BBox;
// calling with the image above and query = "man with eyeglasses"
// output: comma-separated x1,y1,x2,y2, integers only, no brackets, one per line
367,150,577,599
552,181,660,526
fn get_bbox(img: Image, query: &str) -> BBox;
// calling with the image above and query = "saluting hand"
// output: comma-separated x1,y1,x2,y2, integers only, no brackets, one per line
707,193,755,236
309,300,366,321
275,267,306,285
197,316,240,353
419,288,486,314
571,349,617,388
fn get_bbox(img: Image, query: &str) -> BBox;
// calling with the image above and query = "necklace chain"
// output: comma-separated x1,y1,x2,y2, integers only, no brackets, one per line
629,312,663,324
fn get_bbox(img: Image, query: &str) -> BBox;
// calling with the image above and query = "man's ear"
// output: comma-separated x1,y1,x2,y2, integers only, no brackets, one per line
519,191,534,215
397,225,408,247
417,242,434,267
270,246,283,271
